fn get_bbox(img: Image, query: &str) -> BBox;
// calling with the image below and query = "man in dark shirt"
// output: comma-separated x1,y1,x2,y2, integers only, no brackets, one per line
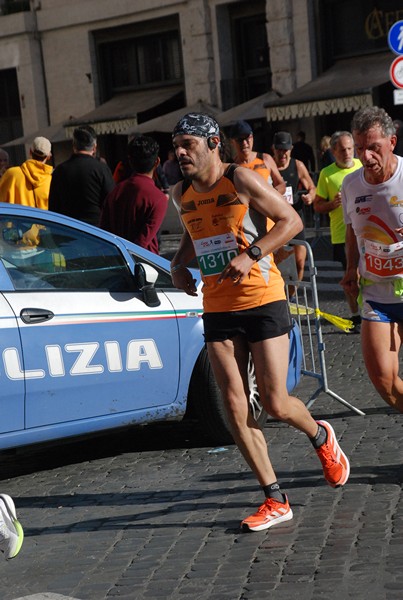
291,131,316,173
49,126,115,225
100,135,168,254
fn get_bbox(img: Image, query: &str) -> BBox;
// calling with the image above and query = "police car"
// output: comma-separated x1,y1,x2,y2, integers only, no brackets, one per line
0,204,302,450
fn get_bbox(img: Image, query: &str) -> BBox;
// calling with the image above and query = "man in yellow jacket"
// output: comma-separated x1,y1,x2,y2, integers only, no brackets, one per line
0,137,52,209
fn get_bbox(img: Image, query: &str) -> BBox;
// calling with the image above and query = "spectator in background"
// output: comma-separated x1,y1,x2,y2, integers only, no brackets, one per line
318,135,335,169
0,148,10,178
0,137,52,209
49,126,115,226
272,131,316,287
114,138,170,198
154,162,170,199
163,149,182,185
314,131,362,332
291,131,316,172
112,157,130,184
100,135,168,254
228,120,286,194
393,119,403,156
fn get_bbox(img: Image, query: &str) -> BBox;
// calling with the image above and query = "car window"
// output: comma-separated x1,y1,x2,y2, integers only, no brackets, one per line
0,216,135,292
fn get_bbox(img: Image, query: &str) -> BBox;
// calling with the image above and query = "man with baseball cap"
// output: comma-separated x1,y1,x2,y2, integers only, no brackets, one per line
272,131,316,287
170,112,350,533
0,136,52,209
228,120,285,194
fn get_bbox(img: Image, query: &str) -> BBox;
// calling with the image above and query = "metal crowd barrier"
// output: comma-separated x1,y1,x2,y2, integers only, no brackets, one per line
279,239,365,417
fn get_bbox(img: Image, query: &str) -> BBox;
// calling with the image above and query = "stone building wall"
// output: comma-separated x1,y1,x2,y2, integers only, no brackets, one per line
0,0,313,141
266,0,314,95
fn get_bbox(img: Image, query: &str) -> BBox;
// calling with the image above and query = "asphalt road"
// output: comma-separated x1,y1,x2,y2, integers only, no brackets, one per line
0,248,402,600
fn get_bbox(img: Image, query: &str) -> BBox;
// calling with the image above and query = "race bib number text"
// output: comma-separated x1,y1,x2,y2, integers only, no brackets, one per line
284,186,294,205
194,233,239,276
364,239,403,278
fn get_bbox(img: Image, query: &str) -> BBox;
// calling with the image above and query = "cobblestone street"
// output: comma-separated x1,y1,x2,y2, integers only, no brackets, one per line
1,233,402,600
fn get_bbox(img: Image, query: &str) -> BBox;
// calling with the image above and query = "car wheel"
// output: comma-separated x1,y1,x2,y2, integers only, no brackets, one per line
187,348,267,445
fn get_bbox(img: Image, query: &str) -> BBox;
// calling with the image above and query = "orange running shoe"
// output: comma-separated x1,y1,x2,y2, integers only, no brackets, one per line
315,420,350,487
241,496,293,532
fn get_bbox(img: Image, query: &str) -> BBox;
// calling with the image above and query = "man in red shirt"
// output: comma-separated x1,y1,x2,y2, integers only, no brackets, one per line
100,135,168,254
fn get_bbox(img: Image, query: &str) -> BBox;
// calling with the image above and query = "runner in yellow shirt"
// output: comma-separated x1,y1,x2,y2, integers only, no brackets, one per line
314,131,362,331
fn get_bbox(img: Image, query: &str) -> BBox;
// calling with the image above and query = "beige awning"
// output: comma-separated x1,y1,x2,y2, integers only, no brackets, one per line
265,53,391,122
2,122,71,147
219,90,280,125
124,101,222,135
64,86,183,136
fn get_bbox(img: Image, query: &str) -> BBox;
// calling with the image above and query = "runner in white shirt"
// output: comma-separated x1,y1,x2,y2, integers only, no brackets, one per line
341,106,403,412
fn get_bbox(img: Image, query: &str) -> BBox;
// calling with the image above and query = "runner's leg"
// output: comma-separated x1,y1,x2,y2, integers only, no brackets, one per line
294,244,307,282
250,333,349,488
250,333,317,435
207,335,277,487
361,319,403,412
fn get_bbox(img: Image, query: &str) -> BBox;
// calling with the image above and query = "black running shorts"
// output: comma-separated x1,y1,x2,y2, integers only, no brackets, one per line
202,300,292,343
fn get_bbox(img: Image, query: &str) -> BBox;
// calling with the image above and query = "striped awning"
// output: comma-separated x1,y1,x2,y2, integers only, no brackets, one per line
265,53,391,122
64,86,183,136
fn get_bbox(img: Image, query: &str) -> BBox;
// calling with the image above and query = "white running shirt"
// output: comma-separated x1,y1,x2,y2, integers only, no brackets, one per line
342,155,403,304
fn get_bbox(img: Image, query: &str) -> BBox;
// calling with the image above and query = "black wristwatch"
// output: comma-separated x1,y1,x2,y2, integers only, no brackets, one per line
245,245,263,261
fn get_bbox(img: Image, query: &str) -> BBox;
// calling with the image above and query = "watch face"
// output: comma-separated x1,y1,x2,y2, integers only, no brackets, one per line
248,245,262,259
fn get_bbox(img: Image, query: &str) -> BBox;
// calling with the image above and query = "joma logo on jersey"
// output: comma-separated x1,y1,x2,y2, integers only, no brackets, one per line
355,195,372,204
3,339,163,380
197,198,215,206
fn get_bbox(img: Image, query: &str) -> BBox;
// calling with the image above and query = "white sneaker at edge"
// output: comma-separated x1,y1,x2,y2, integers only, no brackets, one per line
0,493,24,559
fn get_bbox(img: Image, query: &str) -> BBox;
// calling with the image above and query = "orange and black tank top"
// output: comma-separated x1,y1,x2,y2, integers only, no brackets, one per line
240,152,271,183
180,164,285,313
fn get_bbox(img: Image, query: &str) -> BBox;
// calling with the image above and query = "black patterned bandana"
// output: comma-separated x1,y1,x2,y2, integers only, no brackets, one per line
172,112,220,139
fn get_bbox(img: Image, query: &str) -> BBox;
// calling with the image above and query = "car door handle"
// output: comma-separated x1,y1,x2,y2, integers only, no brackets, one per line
20,308,54,324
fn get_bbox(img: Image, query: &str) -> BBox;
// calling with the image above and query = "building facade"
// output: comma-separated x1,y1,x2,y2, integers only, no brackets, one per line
0,0,401,169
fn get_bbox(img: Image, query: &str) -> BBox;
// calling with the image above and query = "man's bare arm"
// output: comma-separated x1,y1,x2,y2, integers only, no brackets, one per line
295,160,316,205
237,167,302,250
170,182,198,295
340,224,360,299
314,193,341,214
263,153,286,195
218,167,302,284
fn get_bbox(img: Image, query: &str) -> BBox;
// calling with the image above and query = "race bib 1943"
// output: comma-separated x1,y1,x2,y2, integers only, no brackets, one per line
194,232,239,276
364,239,403,279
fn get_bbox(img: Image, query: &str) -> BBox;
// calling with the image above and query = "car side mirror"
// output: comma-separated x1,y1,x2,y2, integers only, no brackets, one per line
135,262,161,307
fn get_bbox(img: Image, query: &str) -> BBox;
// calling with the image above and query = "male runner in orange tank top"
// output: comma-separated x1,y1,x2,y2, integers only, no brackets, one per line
228,120,286,195
170,113,349,532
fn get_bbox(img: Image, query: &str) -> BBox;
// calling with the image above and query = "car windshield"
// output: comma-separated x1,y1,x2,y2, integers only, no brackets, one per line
0,216,135,292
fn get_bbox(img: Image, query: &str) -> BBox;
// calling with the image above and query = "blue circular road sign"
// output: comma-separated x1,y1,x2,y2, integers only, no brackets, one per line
389,21,403,55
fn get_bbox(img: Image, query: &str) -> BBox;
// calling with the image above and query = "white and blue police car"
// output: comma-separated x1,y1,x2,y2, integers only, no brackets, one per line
0,204,302,449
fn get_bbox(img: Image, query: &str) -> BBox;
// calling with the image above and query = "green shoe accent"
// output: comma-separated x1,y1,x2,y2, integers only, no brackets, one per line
8,519,24,559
